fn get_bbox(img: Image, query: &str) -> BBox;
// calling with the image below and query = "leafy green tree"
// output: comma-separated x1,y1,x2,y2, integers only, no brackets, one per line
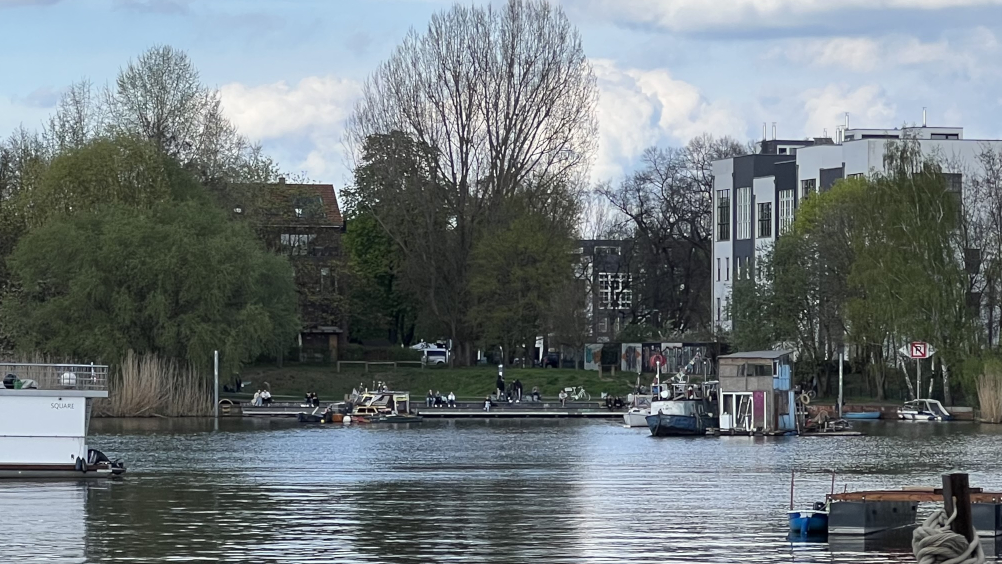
469,207,575,363
343,211,416,345
3,200,299,371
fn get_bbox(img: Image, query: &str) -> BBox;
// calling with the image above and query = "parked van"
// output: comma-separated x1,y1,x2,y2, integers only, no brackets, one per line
422,348,449,366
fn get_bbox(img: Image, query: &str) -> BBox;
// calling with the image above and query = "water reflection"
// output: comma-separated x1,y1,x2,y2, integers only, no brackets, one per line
5,419,1002,562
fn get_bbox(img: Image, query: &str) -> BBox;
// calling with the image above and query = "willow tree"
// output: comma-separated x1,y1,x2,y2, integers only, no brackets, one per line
345,0,598,363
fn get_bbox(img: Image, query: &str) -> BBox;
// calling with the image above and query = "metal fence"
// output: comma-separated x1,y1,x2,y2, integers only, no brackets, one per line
0,363,109,392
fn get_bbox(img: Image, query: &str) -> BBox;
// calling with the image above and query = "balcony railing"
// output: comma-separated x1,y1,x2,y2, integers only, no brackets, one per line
0,363,109,392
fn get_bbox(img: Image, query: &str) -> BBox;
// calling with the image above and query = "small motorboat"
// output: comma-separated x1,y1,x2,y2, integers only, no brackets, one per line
789,501,829,536
842,411,881,420
623,393,652,427
898,399,952,421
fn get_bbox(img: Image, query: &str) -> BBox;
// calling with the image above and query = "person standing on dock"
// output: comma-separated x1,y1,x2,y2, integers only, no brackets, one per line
496,372,505,401
513,379,523,402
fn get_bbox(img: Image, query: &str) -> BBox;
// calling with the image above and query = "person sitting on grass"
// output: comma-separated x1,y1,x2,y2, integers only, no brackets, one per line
447,391,456,407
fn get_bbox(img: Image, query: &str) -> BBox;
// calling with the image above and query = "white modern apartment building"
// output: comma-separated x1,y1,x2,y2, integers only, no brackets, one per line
712,123,1002,332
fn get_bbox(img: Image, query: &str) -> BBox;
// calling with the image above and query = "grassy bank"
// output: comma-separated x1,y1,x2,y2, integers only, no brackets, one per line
234,364,640,401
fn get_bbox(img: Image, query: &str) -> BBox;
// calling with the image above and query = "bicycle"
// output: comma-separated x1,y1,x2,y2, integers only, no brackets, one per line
564,386,591,401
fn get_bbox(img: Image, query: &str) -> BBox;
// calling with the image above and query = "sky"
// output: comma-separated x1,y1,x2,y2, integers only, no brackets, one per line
3,0,1002,189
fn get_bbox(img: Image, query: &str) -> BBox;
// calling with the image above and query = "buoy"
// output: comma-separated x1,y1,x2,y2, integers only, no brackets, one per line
800,393,811,405
343,416,352,425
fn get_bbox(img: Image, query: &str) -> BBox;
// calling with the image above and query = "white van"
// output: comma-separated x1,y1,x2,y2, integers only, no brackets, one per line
422,348,449,366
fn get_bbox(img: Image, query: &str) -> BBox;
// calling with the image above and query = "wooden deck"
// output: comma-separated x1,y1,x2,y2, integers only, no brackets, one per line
830,488,1002,503
417,407,624,418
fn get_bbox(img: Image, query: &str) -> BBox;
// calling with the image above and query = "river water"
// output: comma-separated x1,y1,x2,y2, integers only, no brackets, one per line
4,418,1002,563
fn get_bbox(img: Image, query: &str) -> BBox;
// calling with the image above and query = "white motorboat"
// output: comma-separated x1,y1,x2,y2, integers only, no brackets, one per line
898,399,952,421
0,363,125,479
623,394,652,427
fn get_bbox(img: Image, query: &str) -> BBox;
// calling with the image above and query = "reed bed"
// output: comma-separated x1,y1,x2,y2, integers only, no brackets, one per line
977,365,1002,424
96,350,213,417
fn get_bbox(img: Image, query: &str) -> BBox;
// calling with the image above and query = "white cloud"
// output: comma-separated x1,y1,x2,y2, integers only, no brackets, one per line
572,0,1002,32
770,31,996,74
219,75,361,180
800,84,897,138
592,59,747,179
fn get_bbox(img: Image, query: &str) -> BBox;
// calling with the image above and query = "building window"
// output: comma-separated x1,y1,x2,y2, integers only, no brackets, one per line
716,189,730,241
847,173,864,179
801,178,816,199
944,173,963,193
716,258,721,281
598,272,632,309
598,317,609,333
725,257,730,281
595,246,621,256
778,190,794,234
757,202,772,238
736,187,751,239
280,233,316,256
716,298,721,321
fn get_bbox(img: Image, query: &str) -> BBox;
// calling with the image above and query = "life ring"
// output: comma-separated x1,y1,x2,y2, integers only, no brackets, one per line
799,393,811,405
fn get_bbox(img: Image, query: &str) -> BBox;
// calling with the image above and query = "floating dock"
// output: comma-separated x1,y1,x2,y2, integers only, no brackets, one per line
230,400,626,419
828,487,1002,536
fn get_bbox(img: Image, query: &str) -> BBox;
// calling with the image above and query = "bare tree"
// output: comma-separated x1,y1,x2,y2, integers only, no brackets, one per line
599,135,745,334
345,0,598,363
106,45,275,183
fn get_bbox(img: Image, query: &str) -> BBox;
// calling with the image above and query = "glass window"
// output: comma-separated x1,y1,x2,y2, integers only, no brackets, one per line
598,272,632,309
778,190,795,234
736,187,752,240
716,189,730,241
757,202,772,238
801,179,816,199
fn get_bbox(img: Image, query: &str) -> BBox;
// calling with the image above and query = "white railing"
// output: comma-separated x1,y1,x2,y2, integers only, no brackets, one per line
0,363,109,392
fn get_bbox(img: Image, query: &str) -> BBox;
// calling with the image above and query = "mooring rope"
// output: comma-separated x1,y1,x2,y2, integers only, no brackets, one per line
912,507,985,564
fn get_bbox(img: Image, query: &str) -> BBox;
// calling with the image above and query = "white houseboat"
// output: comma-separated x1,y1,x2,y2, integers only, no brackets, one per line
0,362,125,478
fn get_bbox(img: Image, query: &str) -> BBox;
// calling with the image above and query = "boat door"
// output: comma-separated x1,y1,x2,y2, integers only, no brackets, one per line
720,392,752,431
752,391,766,430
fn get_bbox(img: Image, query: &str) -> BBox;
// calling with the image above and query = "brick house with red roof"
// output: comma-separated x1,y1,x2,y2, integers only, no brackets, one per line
244,177,348,361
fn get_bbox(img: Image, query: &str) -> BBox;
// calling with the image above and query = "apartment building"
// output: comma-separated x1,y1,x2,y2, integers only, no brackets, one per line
712,124,1002,332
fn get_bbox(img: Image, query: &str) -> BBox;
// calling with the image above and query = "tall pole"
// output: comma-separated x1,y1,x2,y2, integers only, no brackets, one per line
838,345,844,419
917,357,922,399
213,350,219,420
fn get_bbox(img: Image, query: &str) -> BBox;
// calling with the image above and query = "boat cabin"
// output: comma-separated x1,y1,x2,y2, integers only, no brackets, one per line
352,391,411,415
716,350,795,433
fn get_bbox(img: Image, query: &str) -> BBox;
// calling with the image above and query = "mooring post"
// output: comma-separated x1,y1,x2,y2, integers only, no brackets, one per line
942,473,976,543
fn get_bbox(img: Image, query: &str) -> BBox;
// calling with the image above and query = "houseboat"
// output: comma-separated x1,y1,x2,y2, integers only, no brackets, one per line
716,350,797,435
644,362,719,437
0,363,125,479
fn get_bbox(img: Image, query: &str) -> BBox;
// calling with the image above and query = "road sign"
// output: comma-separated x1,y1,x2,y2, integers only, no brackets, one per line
909,341,935,359
649,354,666,369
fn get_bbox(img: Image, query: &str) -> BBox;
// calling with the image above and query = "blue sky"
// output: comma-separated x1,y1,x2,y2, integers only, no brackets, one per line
3,0,1002,187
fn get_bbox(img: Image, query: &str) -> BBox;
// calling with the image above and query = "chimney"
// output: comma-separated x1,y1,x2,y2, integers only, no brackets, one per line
762,122,767,141
923,107,927,127
772,122,777,140
844,112,849,130
278,176,286,185
823,128,828,138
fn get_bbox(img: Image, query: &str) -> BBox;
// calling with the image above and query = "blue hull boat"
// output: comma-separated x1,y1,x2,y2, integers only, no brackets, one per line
843,411,881,420
645,412,717,436
788,509,828,536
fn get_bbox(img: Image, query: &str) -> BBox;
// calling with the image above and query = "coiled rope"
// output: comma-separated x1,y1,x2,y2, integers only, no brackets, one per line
912,507,985,564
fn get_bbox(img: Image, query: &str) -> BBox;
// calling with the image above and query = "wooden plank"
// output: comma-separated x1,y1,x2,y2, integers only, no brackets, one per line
829,488,997,504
